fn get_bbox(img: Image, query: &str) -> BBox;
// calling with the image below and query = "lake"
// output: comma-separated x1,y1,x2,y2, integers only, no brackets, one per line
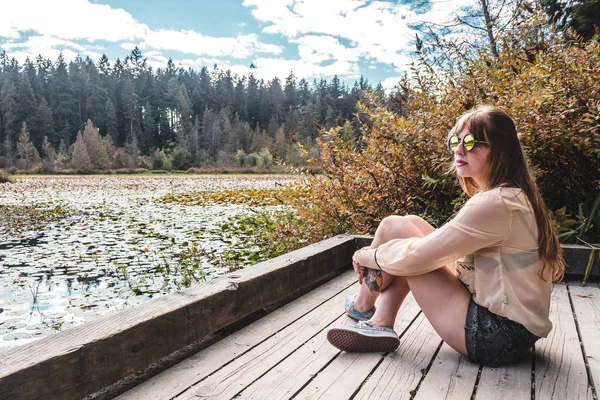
0,175,298,350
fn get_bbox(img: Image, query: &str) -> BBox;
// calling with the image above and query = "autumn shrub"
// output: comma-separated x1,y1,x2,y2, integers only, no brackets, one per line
289,12,600,240
0,170,13,183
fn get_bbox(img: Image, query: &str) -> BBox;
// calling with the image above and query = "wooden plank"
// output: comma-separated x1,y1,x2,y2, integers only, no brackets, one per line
232,320,351,400
534,283,592,400
345,313,442,400
475,358,530,400
0,235,357,400
236,294,420,400
116,270,357,400
175,284,361,399
569,282,600,396
413,342,479,400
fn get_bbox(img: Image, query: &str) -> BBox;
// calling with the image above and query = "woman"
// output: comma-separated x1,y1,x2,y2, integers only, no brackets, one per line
327,105,564,367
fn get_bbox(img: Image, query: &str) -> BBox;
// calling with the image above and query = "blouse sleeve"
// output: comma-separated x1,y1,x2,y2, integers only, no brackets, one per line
373,189,512,276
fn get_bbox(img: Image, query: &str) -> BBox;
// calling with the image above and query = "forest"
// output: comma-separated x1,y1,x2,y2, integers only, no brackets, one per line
0,0,598,173
0,48,390,172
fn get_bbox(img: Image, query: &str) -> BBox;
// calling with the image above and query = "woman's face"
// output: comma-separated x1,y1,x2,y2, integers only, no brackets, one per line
453,129,490,187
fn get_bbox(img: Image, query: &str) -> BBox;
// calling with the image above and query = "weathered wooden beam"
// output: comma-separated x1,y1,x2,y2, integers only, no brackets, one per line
0,235,358,400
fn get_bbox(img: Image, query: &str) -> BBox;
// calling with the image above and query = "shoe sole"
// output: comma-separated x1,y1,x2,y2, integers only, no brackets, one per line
327,327,399,353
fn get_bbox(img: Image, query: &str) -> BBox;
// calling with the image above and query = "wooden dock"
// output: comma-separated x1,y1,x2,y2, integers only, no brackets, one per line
116,270,599,400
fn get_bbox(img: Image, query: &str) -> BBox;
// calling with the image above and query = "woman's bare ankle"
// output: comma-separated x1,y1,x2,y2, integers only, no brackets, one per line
369,317,395,328
353,296,375,312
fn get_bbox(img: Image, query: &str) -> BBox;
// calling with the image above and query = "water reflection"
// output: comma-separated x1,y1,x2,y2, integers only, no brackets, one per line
1,176,295,349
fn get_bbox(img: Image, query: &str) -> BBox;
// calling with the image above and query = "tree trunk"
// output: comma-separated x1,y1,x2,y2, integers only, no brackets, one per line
479,0,499,57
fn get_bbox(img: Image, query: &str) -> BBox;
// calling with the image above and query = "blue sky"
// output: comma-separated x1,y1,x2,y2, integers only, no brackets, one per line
0,0,471,89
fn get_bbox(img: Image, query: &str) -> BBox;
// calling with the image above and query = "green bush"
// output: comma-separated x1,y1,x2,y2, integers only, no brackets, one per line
172,148,192,171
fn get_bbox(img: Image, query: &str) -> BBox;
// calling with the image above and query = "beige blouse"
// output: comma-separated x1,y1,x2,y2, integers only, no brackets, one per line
374,187,553,337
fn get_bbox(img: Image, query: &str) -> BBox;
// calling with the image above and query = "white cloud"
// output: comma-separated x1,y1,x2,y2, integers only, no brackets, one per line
245,57,360,81
0,0,285,65
83,50,103,60
1,35,89,60
120,43,137,51
0,0,148,42
142,30,283,58
243,0,474,68
381,76,404,90
291,35,359,63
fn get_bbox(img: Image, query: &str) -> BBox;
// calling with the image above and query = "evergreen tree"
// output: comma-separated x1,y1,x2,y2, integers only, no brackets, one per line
297,78,310,106
141,101,157,153
1,79,19,145
246,74,260,129
69,55,87,126
16,74,38,143
84,59,107,127
33,98,56,145
214,70,234,111
233,77,247,120
35,55,53,102
24,57,41,102
284,71,298,110
50,53,76,144
120,78,140,144
174,83,193,141
189,115,201,163
269,77,285,122
103,98,118,137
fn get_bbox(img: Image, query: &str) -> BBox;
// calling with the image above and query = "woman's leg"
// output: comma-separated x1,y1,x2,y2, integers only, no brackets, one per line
352,215,471,355
353,215,433,314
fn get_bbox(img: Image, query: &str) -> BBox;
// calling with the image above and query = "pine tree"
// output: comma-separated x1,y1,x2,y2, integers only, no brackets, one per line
121,78,140,144
233,77,247,120
51,53,76,144
24,57,41,103
141,101,156,153
84,59,107,126
34,98,56,145
1,79,19,145
246,74,260,129
174,83,193,144
69,55,87,126
189,115,201,163
103,99,118,136
284,71,298,110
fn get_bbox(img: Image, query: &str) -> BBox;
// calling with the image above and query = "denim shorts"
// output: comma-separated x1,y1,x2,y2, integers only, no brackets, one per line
464,298,540,367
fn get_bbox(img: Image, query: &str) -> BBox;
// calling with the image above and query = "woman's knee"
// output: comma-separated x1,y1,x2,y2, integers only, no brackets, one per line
404,215,435,233
377,215,423,240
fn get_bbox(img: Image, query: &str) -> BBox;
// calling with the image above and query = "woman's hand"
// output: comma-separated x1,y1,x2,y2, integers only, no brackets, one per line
352,247,375,284
352,256,366,284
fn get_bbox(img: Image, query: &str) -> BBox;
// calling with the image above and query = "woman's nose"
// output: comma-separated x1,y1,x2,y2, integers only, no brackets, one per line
454,142,465,156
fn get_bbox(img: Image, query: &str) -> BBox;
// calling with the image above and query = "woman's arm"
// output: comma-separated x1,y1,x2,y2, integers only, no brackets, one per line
355,190,512,276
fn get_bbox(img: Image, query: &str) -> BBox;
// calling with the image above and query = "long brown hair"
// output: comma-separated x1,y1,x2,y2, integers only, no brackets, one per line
449,105,564,282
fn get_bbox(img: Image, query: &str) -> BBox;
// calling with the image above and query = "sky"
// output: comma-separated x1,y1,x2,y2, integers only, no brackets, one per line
0,0,472,89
